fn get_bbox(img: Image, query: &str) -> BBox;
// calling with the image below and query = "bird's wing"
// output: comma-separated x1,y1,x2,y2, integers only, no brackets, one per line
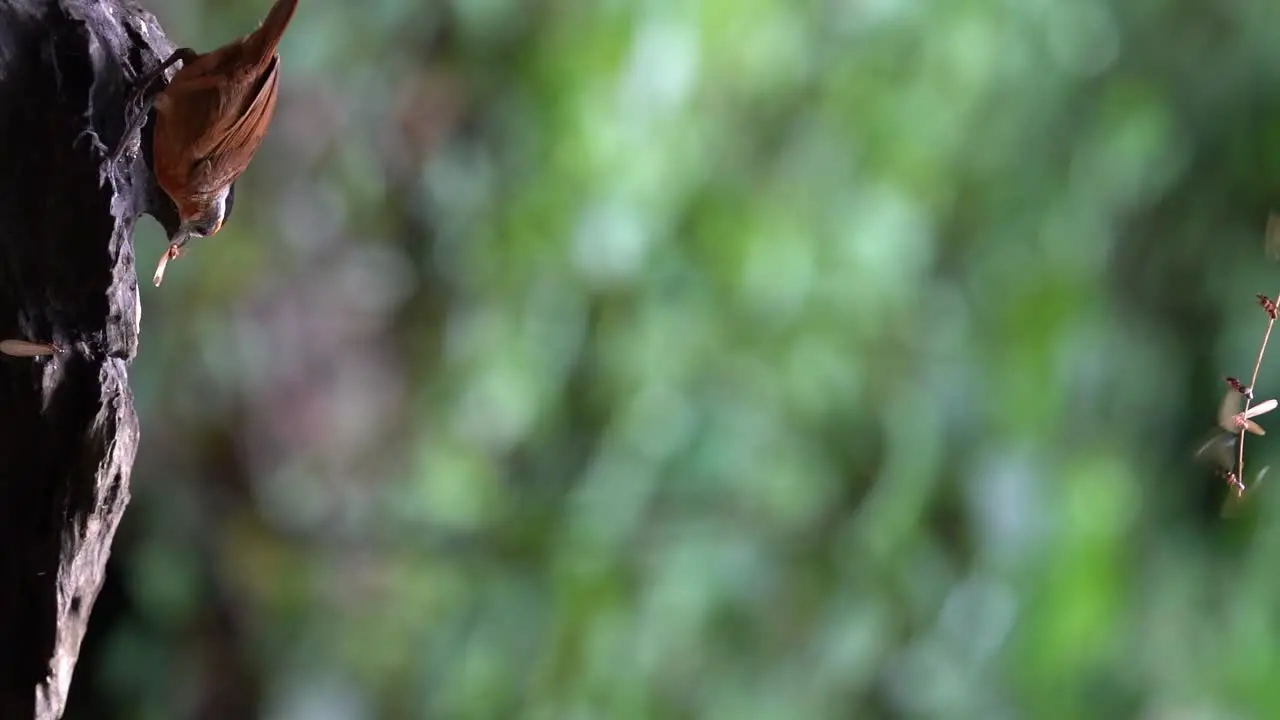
188,56,281,192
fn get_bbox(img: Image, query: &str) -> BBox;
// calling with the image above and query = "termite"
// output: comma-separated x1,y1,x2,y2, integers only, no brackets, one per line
0,339,61,358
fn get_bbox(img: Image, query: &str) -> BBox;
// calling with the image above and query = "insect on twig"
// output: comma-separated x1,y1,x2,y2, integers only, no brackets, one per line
1196,390,1272,516
1217,387,1277,438
1198,213,1280,513
1197,382,1276,500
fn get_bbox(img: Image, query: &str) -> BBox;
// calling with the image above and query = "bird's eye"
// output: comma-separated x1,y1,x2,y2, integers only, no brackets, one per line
190,218,219,237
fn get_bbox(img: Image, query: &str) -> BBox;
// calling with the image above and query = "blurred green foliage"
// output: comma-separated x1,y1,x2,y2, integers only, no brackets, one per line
60,0,1280,718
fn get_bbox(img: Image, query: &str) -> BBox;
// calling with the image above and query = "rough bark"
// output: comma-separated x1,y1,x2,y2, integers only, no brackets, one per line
0,0,179,716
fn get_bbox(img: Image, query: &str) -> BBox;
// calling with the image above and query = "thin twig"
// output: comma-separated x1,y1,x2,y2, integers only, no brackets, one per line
1236,295,1280,484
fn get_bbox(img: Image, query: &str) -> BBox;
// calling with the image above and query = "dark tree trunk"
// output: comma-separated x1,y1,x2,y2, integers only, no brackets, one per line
0,0,179,716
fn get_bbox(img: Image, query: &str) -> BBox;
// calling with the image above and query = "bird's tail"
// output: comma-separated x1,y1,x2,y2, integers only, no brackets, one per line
246,0,298,61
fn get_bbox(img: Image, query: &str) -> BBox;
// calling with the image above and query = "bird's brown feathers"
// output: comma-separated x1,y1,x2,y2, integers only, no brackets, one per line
152,0,296,214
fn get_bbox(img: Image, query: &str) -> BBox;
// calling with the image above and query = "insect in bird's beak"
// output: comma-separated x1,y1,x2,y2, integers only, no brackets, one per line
152,242,185,287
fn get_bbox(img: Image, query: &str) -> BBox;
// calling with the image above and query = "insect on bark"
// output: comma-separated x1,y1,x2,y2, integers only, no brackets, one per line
0,339,61,357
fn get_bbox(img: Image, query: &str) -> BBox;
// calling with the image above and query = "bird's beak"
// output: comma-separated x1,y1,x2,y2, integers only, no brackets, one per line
171,227,194,250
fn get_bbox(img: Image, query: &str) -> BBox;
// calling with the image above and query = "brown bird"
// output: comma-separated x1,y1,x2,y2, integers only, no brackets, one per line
111,0,298,286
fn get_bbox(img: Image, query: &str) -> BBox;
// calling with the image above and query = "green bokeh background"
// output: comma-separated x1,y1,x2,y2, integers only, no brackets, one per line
60,0,1280,718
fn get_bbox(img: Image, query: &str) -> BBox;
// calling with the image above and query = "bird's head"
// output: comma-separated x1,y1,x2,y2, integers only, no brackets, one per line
152,184,238,286
173,184,237,249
